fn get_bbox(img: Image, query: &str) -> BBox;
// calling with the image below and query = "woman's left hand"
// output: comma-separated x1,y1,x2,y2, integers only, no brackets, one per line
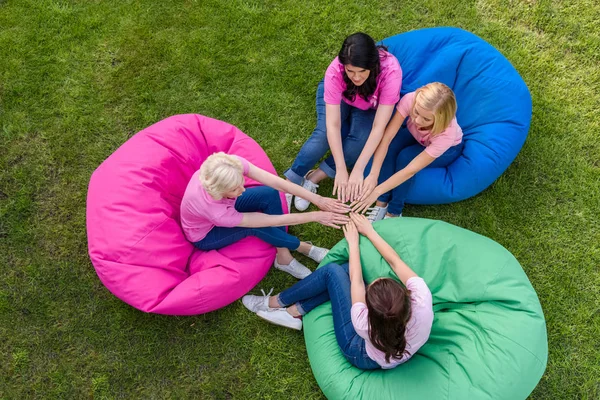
314,195,351,214
351,188,379,214
347,170,364,202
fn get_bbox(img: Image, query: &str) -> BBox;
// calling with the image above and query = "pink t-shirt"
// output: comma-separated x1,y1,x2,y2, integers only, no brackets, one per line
180,156,250,242
323,50,402,111
396,91,463,158
351,277,433,369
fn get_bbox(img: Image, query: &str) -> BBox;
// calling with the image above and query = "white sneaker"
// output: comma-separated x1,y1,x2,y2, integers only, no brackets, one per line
257,308,302,330
285,193,293,213
294,174,319,212
274,258,312,279
242,288,274,313
307,243,329,263
366,205,388,223
383,213,401,219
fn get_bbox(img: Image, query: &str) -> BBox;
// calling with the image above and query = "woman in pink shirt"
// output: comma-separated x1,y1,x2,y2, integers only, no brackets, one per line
242,213,433,369
181,152,349,279
352,82,464,220
284,32,402,211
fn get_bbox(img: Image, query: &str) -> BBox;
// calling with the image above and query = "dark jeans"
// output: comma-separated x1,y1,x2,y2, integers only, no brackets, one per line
284,80,377,184
194,186,300,251
377,127,464,215
278,263,380,370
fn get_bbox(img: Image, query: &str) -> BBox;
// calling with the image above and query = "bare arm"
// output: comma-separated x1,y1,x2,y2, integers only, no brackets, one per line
247,163,350,214
351,150,435,213
349,213,417,285
367,111,406,179
352,104,396,173
325,104,345,171
375,150,435,196
343,221,366,304
238,211,316,228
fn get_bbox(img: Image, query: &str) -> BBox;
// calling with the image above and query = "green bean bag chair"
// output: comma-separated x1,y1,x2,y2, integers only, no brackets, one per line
304,218,547,400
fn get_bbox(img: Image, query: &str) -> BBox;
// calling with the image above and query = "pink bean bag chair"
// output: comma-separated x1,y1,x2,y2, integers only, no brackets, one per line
86,114,287,315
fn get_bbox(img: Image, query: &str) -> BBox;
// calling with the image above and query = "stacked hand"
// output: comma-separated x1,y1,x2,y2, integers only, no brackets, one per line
316,211,350,229
342,213,375,243
315,195,351,214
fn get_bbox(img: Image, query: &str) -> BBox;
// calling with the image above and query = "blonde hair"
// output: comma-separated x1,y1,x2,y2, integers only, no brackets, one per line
199,152,244,200
411,82,457,136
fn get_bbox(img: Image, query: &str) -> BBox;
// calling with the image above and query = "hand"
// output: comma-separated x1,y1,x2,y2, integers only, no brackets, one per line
314,195,351,214
349,212,375,236
350,188,380,214
333,169,349,203
342,220,359,247
347,170,364,203
315,211,350,229
360,174,378,201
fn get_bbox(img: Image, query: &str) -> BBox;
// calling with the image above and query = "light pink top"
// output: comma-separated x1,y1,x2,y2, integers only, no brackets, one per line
396,91,463,158
180,156,250,242
323,50,402,111
351,277,433,369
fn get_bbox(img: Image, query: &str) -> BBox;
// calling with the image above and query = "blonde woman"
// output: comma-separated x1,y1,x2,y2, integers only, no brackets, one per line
352,82,464,220
180,153,350,279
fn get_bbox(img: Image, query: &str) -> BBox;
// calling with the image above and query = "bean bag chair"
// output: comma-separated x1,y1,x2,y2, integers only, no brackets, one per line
86,114,287,315
380,27,532,204
304,217,547,400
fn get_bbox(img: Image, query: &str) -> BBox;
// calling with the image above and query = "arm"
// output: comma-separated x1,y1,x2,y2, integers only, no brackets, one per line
367,111,406,180
349,213,417,285
359,111,406,200
352,104,396,173
326,104,350,202
343,221,366,304
238,210,348,229
247,163,349,214
375,150,435,196
347,104,395,202
351,149,435,213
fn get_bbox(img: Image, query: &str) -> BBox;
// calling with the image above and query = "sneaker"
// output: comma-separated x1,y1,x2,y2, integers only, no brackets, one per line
274,258,312,279
294,172,319,212
285,193,293,213
242,288,274,313
383,213,401,219
257,308,302,330
366,205,388,223
307,243,329,263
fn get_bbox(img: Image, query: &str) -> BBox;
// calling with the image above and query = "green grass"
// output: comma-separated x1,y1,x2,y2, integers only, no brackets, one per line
1,0,599,398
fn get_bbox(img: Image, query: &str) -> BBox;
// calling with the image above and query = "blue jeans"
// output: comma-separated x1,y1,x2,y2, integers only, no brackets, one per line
284,80,377,184
377,127,464,215
277,263,380,370
193,186,301,251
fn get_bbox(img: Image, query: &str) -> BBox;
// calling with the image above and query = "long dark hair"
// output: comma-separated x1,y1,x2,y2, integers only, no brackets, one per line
365,278,412,363
338,32,387,102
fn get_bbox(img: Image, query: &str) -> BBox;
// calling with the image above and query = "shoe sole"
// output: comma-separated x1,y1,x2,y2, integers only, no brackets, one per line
257,312,302,331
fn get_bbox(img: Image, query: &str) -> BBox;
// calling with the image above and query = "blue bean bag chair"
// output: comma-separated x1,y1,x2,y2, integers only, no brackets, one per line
380,27,532,204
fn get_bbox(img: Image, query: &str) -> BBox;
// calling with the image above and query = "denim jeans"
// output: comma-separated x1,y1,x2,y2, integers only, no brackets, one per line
377,127,464,215
193,186,301,251
284,80,377,184
277,263,380,370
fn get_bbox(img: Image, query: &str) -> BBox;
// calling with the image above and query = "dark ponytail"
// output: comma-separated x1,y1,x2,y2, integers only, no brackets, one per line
365,278,412,363
338,32,388,102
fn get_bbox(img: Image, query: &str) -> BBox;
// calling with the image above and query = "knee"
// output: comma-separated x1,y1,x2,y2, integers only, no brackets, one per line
322,263,347,278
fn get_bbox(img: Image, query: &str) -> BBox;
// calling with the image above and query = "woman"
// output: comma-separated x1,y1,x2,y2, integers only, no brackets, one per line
284,32,402,210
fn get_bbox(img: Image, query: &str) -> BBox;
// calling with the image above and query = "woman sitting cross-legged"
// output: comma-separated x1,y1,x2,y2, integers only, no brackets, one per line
242,213,433,369
180,152,350,279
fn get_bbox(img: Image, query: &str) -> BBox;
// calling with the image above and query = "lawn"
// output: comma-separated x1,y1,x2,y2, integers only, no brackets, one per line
1,0,599,398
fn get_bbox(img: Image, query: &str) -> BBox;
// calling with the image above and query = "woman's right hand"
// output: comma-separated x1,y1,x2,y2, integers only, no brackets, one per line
360,173,379,201
349,212,375,236
314,211,350,229
333,169,349,203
